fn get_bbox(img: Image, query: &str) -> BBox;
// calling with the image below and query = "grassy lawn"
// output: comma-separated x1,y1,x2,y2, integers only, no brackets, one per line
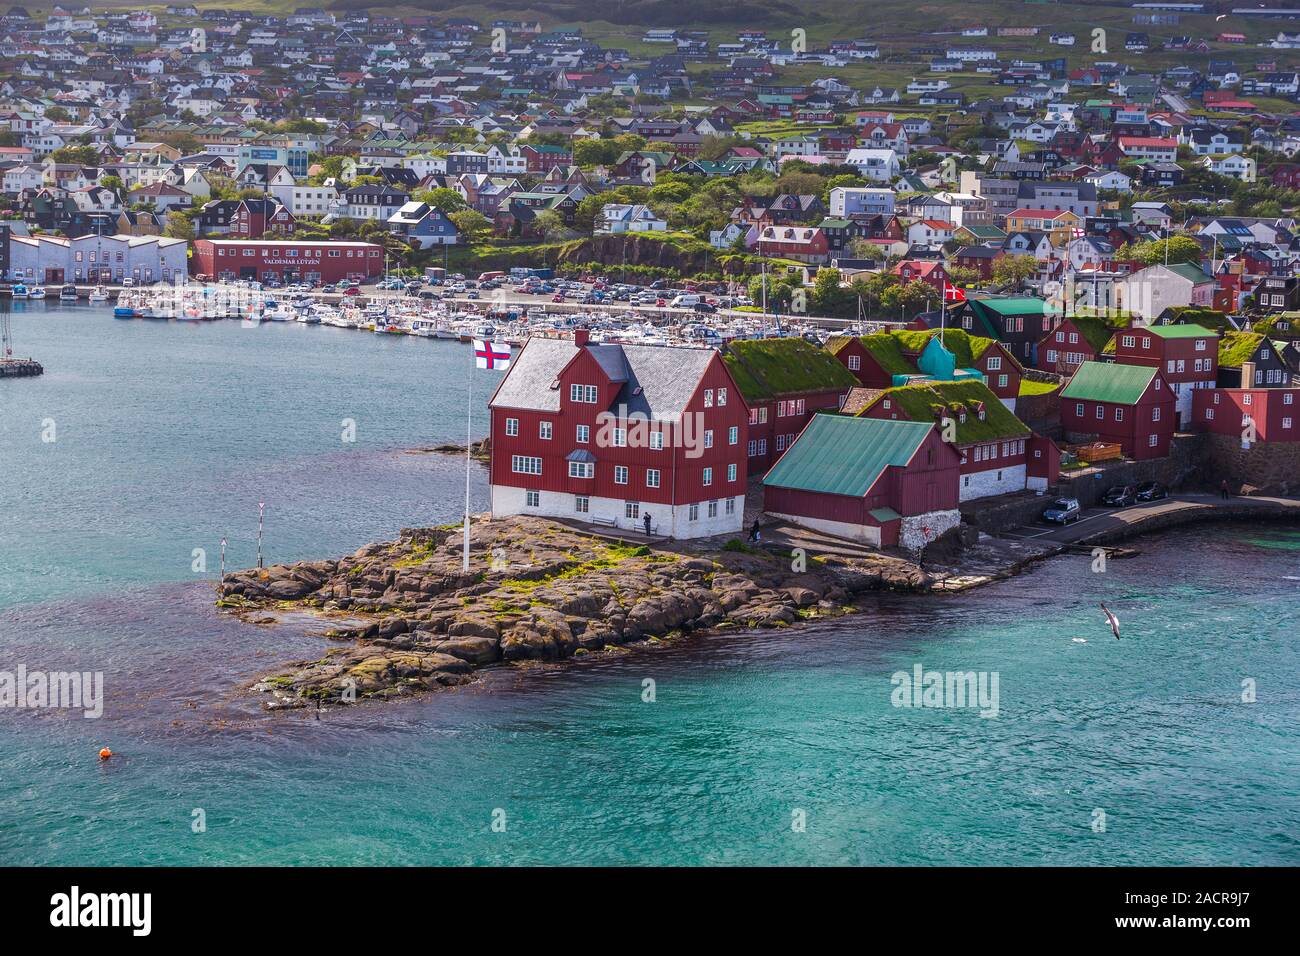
1019,378,1060,397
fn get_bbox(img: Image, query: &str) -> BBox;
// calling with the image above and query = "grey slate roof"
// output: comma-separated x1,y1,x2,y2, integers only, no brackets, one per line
489,337,716,421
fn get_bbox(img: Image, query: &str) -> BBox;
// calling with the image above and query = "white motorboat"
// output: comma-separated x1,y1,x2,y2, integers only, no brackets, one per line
88,285,111,302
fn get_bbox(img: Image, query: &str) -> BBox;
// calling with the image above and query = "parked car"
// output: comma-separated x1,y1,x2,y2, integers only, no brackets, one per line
1043,498,1082,524
1101,485,1137,508
1135,481,1167,502
693,301,718,313
342,286,361,297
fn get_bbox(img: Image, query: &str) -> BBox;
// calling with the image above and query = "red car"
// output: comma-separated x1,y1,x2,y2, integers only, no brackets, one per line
343,286,361,297
551,293,565,302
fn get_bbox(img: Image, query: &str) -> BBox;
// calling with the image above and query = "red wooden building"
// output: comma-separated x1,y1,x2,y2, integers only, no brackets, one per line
891,259,950,294
189,239,385,284
1192,387,1300,444
488,330,749,539
1035,316,1118,376
722,338,858,474
762,414,962,548
828,328,1024,408
1111,323,1218,426
1060,361,1176,459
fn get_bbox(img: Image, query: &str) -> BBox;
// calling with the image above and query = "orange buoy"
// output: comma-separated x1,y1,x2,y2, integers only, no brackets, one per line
98,748,113,760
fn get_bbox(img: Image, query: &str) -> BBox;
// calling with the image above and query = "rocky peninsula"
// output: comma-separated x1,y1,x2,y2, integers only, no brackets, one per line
216,516,930,709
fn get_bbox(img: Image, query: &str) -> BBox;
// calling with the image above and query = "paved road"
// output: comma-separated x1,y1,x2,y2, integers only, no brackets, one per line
1002,493,1300,545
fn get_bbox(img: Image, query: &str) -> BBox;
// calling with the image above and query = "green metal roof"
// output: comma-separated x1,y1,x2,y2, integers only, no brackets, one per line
869,506,902,523
1061,361,1156,405
969,296,1048,316
1146,323,1217,339
763,415,933,498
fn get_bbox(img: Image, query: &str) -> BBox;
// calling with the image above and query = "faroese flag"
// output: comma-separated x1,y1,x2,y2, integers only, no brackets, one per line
473,339,511,371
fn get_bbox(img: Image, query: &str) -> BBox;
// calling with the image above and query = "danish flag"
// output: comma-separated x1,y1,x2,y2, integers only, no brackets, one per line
943,282,967,303
474,339,511,370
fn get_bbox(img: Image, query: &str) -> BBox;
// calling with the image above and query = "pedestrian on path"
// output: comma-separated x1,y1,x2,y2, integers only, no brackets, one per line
1220,479,1231,501
643,512,652,536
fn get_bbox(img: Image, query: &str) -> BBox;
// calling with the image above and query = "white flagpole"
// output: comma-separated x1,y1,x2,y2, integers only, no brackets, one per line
463,345,473,574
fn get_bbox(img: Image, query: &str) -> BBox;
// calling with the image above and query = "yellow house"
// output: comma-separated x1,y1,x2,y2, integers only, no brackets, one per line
1005,207,1081,247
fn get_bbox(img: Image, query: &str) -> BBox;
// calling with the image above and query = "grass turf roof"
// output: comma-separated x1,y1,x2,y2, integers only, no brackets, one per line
1067,315,1126,353
859,378,1031,445
722,336,858,401
1218,330,1264,368
891,327,1016,371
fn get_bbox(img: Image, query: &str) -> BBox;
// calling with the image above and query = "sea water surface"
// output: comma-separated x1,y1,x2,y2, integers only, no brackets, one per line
1,301,1298,865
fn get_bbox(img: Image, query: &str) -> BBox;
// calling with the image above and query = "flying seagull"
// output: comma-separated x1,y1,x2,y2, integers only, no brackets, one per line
1100,604,1121,640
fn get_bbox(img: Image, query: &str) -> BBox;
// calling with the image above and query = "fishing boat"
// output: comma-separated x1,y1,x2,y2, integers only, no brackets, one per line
88,285,110,302
28,286,47,299
10,283,28,299
59,283,78,301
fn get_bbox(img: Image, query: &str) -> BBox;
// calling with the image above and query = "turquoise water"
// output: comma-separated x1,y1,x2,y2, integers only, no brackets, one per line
2,302,1298,865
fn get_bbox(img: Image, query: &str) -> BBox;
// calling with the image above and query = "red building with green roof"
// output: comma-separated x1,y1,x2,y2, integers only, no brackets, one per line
827,328,1024,408
1110,323,1218,427
762,415,962,549
854,378,1057,500
722,337,858,474
1060,361,1175,459
946,296,1052,366
1036,315,1122,376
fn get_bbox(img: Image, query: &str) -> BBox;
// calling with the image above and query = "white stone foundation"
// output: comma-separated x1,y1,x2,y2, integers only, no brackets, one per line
959,463,1027,501
491,484,743,540
899,509,961,551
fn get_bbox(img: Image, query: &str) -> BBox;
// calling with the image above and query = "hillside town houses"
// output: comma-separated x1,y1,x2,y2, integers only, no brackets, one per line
2,4,1299,549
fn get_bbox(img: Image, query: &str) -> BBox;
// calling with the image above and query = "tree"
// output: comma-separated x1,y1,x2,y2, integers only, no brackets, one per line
45,106,72,122
49,145,99,166
448,209,491,243
163,211,195,240
415,187,467,213
99,175,124,195
992,254,1039,290
812,267,851,316
848,238,884,261
1129,235,1203,266
533,209,568,242
880,280,934,319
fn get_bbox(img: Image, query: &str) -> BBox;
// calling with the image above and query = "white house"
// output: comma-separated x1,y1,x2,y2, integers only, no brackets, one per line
597,203,667,234
844,148,900,183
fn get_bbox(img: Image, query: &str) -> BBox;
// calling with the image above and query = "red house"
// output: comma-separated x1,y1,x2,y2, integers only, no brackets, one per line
1270,164,1300,189
519,143,573,174
762,414,962,548
751,225,829,262
828,329,1024,408
722,337,858,474
1111,323,1218,426
891,259,950,294
855,379,1042,500
1060,361,1176,460
1192,387,1300,444
1036,316,1119,375
487,330,749,539
230,198,295,238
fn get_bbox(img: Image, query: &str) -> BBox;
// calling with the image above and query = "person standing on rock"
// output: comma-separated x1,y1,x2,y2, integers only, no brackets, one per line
749,518,762,544
643,512,652,537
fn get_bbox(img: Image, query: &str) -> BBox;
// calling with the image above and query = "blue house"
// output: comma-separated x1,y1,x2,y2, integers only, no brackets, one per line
386,201,459,248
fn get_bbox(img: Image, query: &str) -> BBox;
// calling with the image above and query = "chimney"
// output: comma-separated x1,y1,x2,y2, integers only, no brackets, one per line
1241,360,1256,387
573,328,590,347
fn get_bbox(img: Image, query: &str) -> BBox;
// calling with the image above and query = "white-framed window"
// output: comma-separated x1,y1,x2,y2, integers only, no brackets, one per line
525,490,540,507
1115,408,1124,422
505,417,519,436
568,461,594,479
688,502,699,521
725,497,735,515
539,421,552,440
702,467,713,486
728,426,738,445
1195,339,1206,351
1142,337,1150,348
512,455,542,475
704,429,713,449
703,388,714,408
1285,417,1294,429
1206,408,1215,420
775,434,786,452
1047,349,1058,363
1152,407,1161,421
574,495,589,514
848,354,861,370
987,356,1001,371
650,430,663,450
1095,405,1104,420
625,501,639,519
646,468,661,488
747,440,758,457
614,465,629,484
1243,393,1253,405
1122,335,1136,348
576,424,590,443
727,463,737,482
612,427,626,447
569,383,598,403
717,388,727,406
757,439,767,456
998,374,1008,388
1285,393,1294,405
1148,433,1158,447
708,500,718,518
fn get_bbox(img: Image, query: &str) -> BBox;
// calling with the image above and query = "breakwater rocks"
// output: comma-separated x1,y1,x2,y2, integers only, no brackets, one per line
217,516,930,708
